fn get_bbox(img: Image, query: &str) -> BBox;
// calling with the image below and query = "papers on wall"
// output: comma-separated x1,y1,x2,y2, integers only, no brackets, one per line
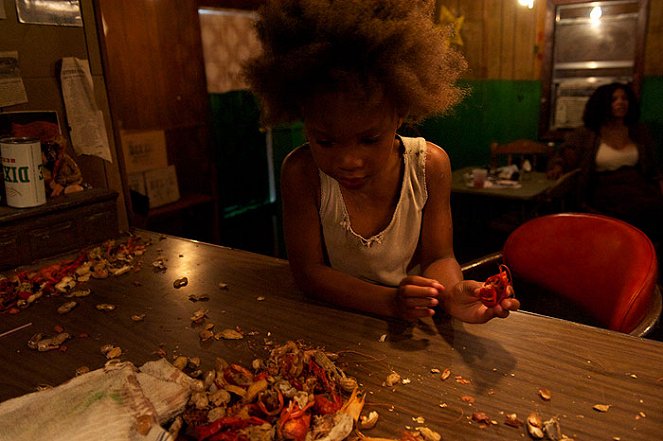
0,51,28,107
59,57,112,162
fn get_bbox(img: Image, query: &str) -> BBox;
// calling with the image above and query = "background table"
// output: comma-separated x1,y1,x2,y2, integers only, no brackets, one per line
1,231,662,440
451,167,567,261
451,167,558,200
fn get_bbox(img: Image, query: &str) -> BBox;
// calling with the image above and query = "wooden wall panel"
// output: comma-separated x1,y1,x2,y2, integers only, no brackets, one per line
513,3,537,79
459,2,486,78
95,0,218,240
96,0,208,130
482,0,505,78
196,1,659,81
500,0,517,79
645,0,663,75
439,0,544,80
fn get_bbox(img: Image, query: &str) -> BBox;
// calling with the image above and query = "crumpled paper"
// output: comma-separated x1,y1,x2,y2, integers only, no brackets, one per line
0,359,192,441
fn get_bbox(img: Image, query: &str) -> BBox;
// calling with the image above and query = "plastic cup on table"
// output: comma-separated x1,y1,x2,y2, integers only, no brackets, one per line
472,168,488,188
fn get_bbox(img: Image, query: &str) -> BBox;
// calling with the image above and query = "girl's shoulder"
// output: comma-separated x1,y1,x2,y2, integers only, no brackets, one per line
283,143,310,162
423,140,451,174
281,144,319,186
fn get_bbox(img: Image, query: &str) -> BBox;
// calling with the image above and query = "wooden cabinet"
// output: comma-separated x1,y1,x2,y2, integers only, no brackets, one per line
0,189,119,270
93,0,218,243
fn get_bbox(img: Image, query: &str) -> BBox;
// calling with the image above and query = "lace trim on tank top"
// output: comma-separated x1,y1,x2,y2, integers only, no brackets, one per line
336,146,411,248
338,205,385,247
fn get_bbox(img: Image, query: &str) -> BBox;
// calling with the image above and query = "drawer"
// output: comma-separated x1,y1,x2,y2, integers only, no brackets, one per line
0,233,20,270
28,220,79,260
0,189,119,269
81,201,119,245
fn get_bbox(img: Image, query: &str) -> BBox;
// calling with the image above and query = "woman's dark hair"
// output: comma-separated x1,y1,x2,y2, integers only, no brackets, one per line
243,0,467,126
582,82,640,132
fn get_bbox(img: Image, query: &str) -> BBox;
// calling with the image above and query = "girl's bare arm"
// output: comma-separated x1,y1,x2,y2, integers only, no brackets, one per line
280,146,402,317
418,142,464,288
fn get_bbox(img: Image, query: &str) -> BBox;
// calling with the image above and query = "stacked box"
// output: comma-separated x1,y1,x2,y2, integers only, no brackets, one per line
121,129,179,208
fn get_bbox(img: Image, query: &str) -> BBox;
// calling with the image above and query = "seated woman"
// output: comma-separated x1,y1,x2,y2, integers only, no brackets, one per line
548,82,663,245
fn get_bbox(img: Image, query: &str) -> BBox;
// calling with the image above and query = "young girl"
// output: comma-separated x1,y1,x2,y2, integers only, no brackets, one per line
243,0,520,322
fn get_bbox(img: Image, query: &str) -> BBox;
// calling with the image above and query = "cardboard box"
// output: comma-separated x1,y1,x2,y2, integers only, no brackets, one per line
144,165,180,208
127,172,147,196
120,129,168,174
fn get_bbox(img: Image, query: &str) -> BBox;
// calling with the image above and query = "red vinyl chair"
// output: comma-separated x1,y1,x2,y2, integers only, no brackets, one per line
463,213,661,336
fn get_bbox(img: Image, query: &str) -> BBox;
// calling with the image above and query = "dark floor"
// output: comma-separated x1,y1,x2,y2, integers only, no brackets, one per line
646,322,663,341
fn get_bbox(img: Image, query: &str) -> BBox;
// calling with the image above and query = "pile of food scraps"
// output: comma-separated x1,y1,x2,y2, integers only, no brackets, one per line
0,235,149,314
169,340,439,441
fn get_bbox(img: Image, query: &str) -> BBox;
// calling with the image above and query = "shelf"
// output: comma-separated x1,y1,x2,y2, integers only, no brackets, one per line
0,188,118,225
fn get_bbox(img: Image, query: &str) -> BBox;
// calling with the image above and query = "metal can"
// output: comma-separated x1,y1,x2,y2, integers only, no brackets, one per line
0,137,46,208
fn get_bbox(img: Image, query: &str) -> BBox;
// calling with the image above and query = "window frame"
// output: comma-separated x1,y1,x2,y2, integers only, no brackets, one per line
539,0,650,140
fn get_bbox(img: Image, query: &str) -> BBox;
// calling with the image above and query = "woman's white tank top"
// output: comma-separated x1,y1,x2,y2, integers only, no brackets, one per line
595,141,639,172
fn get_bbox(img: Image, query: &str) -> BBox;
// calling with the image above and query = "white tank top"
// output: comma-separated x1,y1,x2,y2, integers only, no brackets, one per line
319,136,428,287
595,141,639,171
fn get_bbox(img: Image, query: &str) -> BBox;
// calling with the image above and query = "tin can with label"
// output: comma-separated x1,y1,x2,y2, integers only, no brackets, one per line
0,137,46,208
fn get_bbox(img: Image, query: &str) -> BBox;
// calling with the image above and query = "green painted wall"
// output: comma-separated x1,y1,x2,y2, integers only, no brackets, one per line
413,77,663,170
209,77,662,256
412,80,541,170
210,76,663,208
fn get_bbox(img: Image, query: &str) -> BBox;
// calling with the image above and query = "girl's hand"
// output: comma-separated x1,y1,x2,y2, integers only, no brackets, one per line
396,276,443,321
442,280,520,324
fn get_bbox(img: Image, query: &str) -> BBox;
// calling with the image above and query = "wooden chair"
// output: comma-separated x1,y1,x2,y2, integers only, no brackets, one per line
490,139,553,171
461,213,662,337
535,167,581,214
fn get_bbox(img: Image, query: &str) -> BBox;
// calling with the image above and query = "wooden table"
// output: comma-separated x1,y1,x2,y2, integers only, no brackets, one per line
451,166,556,201
1,231,662,440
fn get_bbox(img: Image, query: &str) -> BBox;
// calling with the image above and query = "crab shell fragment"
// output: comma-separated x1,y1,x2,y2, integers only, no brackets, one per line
478,264,515,307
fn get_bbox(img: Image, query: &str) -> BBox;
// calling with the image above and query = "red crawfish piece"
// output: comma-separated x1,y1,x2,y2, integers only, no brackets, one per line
313,392,343,415
222,363,254,387
479,264,515,307
278,401,314,441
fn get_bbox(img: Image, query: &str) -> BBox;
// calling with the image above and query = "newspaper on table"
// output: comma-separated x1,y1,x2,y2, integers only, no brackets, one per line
0,359,192,441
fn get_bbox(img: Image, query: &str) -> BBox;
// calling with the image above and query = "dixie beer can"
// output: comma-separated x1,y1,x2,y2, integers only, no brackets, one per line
0,137,47,208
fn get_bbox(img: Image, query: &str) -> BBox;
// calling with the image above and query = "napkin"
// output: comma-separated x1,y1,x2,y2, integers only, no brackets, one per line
0,359,192,441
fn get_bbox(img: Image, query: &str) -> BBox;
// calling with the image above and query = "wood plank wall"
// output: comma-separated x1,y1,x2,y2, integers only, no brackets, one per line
96,0,209,130
95,0,219,231
439,0,662,80
438,0,546,80
205,1,661,79
644,0,663,75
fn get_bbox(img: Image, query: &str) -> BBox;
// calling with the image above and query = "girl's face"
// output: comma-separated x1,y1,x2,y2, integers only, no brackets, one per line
611,88,629,119
301,91,402,190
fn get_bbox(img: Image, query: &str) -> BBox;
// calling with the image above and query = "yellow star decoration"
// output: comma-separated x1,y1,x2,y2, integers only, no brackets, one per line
438,5,464,46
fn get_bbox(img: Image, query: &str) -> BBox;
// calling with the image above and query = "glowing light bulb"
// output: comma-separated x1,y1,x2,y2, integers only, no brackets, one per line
590,6,602,26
